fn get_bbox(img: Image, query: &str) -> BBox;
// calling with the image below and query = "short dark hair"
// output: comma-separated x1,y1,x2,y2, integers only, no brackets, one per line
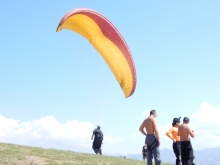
97,125,101,129
150,110,156,115
183,117,189,123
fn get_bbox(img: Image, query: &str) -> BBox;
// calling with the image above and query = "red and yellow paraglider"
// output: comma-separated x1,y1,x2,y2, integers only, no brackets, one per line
56,8,136,97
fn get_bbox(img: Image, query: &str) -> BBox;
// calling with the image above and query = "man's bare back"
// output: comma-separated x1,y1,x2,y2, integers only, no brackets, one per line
178,117,195,164
139,111,160,145
140,116,156,134
178,121,195,141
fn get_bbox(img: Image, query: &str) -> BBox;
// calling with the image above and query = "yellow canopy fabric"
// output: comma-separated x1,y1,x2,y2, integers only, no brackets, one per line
56,8,136,97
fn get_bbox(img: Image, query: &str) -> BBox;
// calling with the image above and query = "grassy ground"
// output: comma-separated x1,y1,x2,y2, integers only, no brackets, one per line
0,143,172,165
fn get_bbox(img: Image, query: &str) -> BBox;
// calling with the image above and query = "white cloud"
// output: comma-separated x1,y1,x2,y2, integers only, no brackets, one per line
191,102,220,126
143,110,150,116
131,134,137,138
189,102,220,150
0,115,93,145
0,114,123,150
1,102,219,154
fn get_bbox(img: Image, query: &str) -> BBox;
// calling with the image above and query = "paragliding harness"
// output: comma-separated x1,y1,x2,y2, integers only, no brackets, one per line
94,130,103,142
93,129,103,151
142,138,158,159
146,138,158,152
96,132,103,139
92,131,103,155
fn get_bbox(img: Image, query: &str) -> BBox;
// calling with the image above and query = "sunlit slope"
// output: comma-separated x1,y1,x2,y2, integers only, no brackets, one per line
0,143,173,165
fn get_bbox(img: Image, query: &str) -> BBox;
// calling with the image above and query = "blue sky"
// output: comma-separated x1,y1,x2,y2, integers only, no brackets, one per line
0,1,220,155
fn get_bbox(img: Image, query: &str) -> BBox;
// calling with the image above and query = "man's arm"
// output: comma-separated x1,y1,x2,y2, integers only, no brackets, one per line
188,128,195,138
139,121,147,136
153,119,160,146
91,134,94,140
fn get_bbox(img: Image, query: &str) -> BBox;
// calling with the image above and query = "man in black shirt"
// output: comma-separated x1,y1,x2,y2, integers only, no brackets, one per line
91,125,103,155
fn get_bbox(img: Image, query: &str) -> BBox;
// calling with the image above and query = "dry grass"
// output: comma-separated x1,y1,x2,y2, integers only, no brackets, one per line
0,143,172,165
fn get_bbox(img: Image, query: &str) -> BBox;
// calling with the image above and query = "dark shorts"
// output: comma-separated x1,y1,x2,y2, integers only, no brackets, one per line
181,141,194,165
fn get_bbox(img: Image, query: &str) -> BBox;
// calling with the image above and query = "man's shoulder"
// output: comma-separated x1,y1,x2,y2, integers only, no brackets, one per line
179,124,189,131
148,117,156,124
182,124,189,128
143,117,155,125
144,117,153,122
143,118,148,122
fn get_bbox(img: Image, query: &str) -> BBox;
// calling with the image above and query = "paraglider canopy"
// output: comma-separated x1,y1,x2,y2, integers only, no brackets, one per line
56,8,136,97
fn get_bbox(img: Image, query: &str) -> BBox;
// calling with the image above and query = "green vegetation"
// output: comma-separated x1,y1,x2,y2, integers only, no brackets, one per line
0,143,172,165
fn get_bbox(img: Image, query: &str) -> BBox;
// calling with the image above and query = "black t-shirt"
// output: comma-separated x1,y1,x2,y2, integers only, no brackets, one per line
93,128,103,141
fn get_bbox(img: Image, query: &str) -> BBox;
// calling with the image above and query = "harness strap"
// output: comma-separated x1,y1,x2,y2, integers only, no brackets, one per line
146,137,158,151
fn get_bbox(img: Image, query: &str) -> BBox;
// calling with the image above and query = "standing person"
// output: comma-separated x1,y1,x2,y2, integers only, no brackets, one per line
166,117,182,165
91,125,103,155
178,117,195,165
139,110,161,165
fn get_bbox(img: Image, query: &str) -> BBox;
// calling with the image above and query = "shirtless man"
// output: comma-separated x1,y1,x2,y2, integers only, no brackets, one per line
139,110,161,165
178,117,195,165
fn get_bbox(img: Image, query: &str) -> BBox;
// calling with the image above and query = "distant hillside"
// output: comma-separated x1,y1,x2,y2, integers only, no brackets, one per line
126,147,220,165
0,143,172,165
